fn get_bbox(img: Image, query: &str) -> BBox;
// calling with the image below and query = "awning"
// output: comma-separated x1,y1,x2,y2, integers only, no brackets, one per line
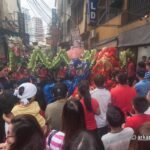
95,37,118,49
118,24,150,47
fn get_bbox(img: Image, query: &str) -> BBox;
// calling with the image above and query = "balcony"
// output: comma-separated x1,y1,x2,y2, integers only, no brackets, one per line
128,0,150,23
97,0,123,25
97,7,121,25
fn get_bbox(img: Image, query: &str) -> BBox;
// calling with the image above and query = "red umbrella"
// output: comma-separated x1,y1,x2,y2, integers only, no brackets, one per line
67,47,84,59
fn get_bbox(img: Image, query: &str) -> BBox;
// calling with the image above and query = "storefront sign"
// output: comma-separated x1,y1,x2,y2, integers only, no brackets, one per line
88,0,98,25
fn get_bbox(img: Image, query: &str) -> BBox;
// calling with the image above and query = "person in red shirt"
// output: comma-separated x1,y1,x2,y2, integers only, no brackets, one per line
124,97,150,131
127,58,136,86
78,80,100,130
78,80,102,149
111,73,136,116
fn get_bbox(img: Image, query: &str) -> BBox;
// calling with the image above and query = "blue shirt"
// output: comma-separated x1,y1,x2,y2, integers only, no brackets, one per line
135,80,150,96
144,71,150,81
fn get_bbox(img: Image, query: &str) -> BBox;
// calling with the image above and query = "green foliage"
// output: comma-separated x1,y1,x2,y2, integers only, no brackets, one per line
81,49,97,67
119,49,135,68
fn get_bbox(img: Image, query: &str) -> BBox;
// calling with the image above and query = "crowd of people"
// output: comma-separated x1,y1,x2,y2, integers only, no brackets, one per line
0,56,150,150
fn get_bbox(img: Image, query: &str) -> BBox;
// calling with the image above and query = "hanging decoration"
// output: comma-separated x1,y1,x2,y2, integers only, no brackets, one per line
28,49,70,71
67,47,84,59
91,47,120,79
8,37,25,71
28,47,97,71
81,49,97,68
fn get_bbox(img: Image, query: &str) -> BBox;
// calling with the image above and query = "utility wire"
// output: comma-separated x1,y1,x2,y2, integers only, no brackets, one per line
26,0,39,17
30,0,51,23
28,0,47,18
27,0,49,23
38,0,51,15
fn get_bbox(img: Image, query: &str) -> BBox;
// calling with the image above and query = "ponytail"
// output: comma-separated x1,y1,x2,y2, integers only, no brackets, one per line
78,80,93,112
83,90,93,112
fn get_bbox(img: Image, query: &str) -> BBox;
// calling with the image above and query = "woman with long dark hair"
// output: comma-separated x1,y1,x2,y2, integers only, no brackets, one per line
46,99,85,150
78,80,101,148
78,80,100,130
68,131,99,150
0,114,45,150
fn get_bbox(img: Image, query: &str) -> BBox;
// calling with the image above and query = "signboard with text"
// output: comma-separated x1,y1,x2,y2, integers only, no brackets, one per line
87,0,98,25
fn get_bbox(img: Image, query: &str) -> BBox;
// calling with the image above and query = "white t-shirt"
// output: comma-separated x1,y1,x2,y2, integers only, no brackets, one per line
102,127,134,150
145,107,150,114
90,88,111,128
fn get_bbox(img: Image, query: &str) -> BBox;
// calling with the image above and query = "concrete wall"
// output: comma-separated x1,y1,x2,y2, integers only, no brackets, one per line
95,15,122,41
78,0,86,34
0,1,2,19
95,13,150,42
1,0,19,20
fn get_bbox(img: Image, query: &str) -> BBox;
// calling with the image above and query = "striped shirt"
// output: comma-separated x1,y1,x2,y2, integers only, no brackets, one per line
46,130,65,150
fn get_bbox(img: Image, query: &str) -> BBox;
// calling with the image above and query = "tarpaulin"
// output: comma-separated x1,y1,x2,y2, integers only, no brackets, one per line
118,24,150,47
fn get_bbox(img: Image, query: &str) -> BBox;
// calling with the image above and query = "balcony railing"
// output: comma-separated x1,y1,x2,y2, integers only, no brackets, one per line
97,7,121,25
96,0,123,25
128,0,150,23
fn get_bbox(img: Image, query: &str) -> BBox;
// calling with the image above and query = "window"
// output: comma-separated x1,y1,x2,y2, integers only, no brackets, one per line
128,0,150,23
97,0,123,25
71,0,84,26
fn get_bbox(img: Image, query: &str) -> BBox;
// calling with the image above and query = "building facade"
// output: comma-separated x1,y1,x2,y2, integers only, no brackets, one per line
55,0,72,49
56,0,150,60
0,0,20,21
30,17,44,42
0,0,21,59
21,7,31,34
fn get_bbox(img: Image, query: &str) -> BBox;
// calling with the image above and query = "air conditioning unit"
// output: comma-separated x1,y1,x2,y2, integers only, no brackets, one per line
90,30,96,38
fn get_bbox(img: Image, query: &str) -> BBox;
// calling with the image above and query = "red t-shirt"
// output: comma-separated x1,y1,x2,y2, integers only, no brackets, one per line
111,85,136,115
127,62,135,77
124,114,150,131
81,98,99,130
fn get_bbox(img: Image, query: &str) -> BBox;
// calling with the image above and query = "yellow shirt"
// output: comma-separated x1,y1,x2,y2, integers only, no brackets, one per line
11,101,45,127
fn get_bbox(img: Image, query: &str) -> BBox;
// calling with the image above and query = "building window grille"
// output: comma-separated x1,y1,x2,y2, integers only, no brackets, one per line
97,0,123,25
128,0,150,23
